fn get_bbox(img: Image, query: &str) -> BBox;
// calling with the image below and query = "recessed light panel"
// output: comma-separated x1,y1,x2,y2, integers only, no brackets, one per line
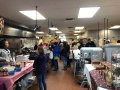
78,7,100,18
19,10,46,20
75,26,84,30
36,31,44,34
56,31,62,33
110,25,120,29
49,27,58,31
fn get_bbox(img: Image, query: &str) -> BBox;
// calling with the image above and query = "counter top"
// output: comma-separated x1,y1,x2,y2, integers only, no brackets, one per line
0,63,33,90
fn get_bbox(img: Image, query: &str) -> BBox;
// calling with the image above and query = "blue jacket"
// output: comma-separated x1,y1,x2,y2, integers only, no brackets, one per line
53,45,60,57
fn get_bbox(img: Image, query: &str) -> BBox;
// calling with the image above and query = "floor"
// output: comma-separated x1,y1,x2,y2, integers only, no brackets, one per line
29,61,88,90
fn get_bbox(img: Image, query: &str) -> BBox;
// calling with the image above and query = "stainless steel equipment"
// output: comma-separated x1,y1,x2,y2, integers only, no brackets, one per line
104,43,120,63
80,47,103,61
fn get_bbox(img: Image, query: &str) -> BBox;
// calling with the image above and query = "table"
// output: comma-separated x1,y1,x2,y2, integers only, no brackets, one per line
83,64,95,89
0,63,33,90
90,70,120,90
90,70,108,90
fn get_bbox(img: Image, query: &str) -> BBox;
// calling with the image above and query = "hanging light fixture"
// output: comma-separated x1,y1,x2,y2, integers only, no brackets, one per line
34,6,41,31
49,22,58,31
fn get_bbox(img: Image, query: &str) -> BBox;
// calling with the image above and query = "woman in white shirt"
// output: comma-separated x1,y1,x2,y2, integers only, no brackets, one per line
0,39,15,64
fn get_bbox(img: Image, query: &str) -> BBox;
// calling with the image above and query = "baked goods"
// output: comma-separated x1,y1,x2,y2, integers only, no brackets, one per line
15,62,21,67
105,70,113,86
0,67,8,76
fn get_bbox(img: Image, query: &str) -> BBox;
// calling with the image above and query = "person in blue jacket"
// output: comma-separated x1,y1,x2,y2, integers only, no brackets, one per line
52,42,60,71
33,46,47,90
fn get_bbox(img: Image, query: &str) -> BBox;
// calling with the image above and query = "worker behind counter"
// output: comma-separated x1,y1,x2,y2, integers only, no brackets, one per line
0,39,15,65
85,38,96,47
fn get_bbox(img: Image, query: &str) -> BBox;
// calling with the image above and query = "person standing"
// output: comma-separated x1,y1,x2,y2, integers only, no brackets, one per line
0,39,15,64
52,42,60,71
85,38,96,47
60,41,68,70
66,42,71,67
33,46,47,90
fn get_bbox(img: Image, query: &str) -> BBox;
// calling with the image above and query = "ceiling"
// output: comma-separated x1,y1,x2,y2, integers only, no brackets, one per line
0,0,120,35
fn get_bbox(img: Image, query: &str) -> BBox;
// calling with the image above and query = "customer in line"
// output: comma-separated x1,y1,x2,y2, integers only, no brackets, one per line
33,46,47,90
52,42,60,71
66,41,71,67
60,41,68,70
85,38,96,47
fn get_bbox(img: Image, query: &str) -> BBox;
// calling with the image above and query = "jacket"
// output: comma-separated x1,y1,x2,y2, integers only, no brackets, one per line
33,54,47,75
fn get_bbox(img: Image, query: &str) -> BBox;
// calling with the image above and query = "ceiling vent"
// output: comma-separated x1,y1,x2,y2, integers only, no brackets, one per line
65,18,75,21
68,27,74,29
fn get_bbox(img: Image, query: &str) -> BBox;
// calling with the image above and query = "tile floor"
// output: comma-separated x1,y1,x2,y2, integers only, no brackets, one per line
29,61,88,90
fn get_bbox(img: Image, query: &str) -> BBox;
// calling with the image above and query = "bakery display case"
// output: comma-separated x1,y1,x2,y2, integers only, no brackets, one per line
104,43,120,63
111,49,120,89
80,47,103,61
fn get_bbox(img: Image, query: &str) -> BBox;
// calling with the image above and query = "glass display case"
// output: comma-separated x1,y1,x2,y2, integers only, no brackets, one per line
111,49,120,89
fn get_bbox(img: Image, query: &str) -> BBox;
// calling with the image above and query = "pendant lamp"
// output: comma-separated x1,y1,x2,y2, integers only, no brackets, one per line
34,6,41,31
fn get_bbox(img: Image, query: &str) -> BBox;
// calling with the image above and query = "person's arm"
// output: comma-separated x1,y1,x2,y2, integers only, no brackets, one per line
33,55,38,68
0,49,10,62
33,60,37,68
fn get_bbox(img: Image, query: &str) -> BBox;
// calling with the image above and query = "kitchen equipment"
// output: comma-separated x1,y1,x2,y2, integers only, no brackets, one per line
80,47,103,61
16,55,29,61
104,43,120,63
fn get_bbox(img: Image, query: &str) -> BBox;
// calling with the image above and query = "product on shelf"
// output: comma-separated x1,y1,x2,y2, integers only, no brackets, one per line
0,67,8,76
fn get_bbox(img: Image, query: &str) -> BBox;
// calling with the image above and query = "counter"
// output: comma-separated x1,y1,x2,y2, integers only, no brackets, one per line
0,63,33,90
84,63,120,90
83,64,95,89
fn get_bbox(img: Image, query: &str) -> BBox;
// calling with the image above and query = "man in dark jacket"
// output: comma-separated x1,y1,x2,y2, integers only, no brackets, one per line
60,41,68,70
66,42,71,67
85,38,96,47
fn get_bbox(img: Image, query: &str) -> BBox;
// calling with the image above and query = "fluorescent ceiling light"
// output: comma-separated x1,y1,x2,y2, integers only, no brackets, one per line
60,34,65,35
75,26,84,30
36,31,44,34
19,10,46,20
110,25,120,29
56,31,62,33
8,27,19,31
78,7,100,18
74,34,78,35
74,31,81,33
49,27,58,31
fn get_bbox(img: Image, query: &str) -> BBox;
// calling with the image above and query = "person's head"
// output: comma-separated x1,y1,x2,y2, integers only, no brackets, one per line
117,40,120,43
37,46,44,54
88,38,91,43
1,39,9,49
63,41,67,46
54,42,58,45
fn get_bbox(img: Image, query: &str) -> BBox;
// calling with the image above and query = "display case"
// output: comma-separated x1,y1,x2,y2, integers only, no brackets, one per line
104,43,120,63
111,49,120,89
80,47,103,61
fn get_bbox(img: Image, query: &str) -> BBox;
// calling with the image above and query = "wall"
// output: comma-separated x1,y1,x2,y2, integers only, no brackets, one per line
84,29,120,46
86,29,120,40
20,38,36,48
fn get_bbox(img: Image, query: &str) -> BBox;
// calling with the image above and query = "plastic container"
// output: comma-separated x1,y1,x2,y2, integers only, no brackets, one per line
15,67,22,72
8,70,15,75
